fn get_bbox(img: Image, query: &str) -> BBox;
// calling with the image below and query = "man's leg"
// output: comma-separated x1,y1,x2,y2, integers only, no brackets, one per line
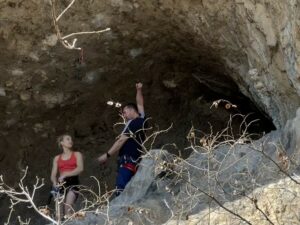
115,166,134,196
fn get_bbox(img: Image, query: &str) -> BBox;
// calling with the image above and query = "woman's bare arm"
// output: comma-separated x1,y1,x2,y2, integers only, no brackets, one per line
50,156,59,186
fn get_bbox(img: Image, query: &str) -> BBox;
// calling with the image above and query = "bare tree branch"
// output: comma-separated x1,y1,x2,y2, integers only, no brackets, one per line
49,0,110,50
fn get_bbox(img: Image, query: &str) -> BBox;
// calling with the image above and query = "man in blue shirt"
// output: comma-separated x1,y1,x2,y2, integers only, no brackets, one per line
98,83,146,195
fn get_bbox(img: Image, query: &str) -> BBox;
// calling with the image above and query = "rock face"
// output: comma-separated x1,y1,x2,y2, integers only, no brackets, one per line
0,0,299,128
0,0,300,224
165,177,300,225
69,109,300,225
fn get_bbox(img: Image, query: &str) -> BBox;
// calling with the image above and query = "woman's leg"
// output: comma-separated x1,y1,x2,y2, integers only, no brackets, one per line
64,190,77,217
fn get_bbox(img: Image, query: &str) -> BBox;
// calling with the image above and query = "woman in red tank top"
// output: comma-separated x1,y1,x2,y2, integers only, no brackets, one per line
50,134,84,219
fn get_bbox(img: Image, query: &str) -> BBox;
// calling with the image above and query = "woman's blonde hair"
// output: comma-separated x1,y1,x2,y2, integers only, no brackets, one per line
57,134,72,151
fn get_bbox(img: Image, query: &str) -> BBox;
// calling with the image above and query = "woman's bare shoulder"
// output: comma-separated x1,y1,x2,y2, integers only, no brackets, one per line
74,151,83,157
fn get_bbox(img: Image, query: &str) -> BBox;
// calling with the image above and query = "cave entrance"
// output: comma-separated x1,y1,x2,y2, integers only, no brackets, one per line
97,27,277,151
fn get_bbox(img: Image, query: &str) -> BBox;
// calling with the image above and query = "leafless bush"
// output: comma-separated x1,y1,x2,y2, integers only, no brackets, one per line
151,114,300,225
50,0,110,50
0,169,114,225
94,103,300,225
2,102,300,225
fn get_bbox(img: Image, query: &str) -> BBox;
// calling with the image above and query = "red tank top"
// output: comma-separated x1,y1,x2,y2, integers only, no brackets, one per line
57,152,77,174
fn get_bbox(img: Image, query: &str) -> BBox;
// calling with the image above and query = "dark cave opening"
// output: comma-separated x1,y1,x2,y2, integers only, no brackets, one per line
116,33,277,151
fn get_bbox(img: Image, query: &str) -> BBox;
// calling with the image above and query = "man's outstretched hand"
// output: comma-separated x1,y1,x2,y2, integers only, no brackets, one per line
136,82,143,90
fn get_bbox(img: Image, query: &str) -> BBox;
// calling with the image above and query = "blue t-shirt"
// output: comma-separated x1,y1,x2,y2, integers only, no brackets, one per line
119,117,146,161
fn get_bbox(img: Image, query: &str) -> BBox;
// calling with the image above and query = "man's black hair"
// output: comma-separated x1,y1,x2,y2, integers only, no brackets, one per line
122,103,139,113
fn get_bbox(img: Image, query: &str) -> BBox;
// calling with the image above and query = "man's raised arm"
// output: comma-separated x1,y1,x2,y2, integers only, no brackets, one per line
136,82,144,116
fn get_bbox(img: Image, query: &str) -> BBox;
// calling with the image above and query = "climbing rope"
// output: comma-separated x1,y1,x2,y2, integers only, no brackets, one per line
79,48,84,64
74,48,85,79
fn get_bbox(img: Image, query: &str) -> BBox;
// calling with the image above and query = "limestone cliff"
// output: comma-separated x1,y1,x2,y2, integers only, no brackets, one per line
0,0,300,224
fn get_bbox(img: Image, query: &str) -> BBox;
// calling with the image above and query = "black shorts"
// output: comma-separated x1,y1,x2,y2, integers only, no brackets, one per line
62,176,80,198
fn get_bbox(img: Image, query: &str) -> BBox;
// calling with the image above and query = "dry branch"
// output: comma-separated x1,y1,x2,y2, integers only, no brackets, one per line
50,0,110,50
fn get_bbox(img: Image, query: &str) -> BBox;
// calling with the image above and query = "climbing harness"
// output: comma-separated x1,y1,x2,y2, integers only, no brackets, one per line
121,163,137,174
118,155,139,174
